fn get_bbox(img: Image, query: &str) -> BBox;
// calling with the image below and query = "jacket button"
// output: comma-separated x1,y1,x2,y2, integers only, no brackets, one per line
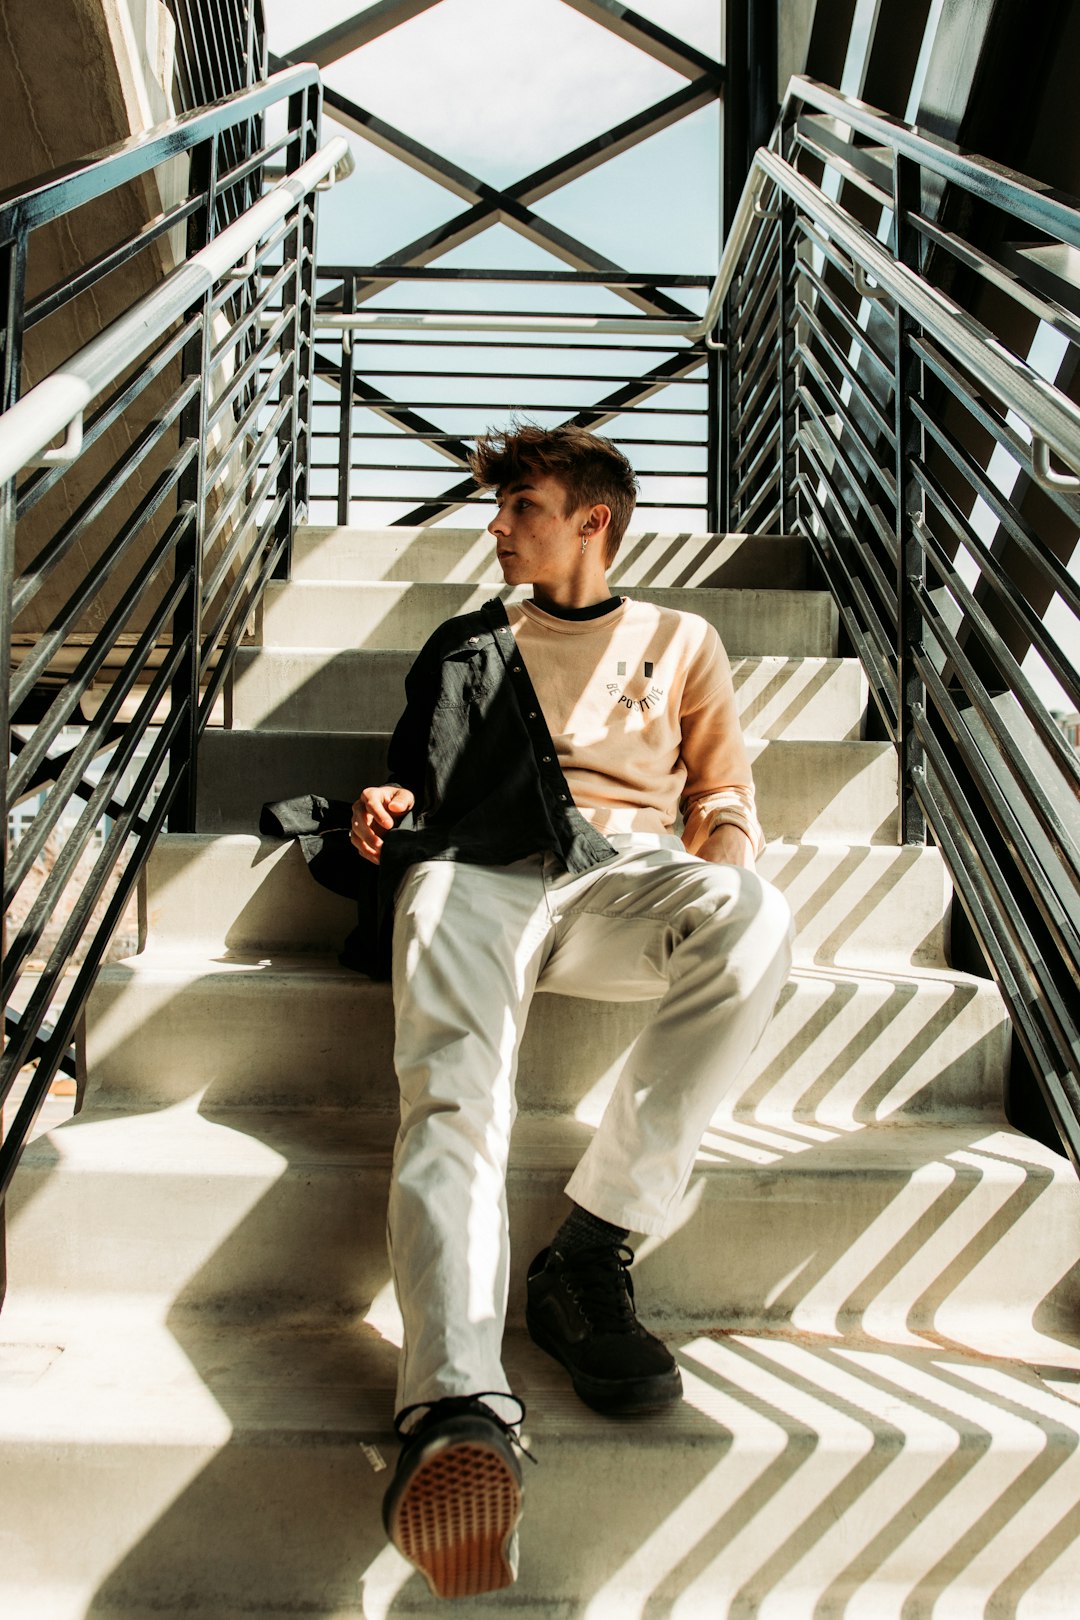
467,635,479,645
512,665,522,673
528,710,538,719
542,754,551,762
559,794,568,802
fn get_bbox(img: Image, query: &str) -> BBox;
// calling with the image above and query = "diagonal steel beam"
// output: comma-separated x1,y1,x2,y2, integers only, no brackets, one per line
558,0,725,82
313,79,714,318
288,0,446,68
313,349,475,470
393,344,708,526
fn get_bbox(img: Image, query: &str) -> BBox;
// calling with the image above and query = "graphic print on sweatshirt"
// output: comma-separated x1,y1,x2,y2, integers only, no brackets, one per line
606,658,667,716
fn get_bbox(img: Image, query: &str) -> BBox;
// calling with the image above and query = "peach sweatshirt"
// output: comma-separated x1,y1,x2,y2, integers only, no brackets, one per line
507,597,763,855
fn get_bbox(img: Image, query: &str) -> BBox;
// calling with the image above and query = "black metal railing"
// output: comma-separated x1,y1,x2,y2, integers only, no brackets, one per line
308,266,719,530
723,77,1080,1163
0,65,340,1197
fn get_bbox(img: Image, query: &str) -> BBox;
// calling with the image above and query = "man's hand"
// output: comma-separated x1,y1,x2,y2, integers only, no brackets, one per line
699,822,756,870
351,785,415,865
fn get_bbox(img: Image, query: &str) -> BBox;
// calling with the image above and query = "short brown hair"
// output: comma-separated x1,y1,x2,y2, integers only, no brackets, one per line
470,423,638,563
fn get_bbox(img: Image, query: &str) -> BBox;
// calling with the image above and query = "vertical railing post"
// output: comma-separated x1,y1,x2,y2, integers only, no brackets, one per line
273,87,309,579
777,112,798,535
0,233,27,1292
337,275,356,529
293,81,321,532
706,339,721,534
168,134,216,833
893,152,928,844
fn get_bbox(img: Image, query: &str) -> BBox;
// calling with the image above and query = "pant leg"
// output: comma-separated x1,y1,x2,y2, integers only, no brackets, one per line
389,856,552,1415
538,837,793,1235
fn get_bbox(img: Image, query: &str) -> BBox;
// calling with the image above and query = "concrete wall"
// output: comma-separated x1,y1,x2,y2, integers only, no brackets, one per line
1,1,187,650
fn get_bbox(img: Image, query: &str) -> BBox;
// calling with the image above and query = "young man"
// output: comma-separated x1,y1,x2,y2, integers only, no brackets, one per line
351,425,793,1599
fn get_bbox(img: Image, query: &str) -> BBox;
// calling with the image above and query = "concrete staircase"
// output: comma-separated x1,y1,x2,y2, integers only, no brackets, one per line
4,524,1080,1618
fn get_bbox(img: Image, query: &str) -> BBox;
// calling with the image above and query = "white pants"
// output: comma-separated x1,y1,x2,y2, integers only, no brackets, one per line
388,834,794,1415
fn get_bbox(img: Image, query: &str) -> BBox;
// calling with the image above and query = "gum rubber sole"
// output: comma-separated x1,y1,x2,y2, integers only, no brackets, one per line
387,1436,523,1599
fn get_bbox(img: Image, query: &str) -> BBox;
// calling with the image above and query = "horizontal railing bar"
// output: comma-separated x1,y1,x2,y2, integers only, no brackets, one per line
24,194,207,332
912,652,1080,1009
732,310,781,408
0,135,349,483
795,303,897,447
312,334,696,353
911,211,1080,351
200,498,288,672
12,376,199,620
913,459,1080,711
323,368,706,385
202,433,289,603
793,125,894,212
321,267,713,286
795,389,900,568
731,382,781,474
788,75,1080,250
0,65,321,235
10,446,194,715
2,661,187,1085
914,337,1080,532
731,361,780,441
200,530,289,703
912,719,1080,1171
796,342,897,499
911,387,1080,622
797,482,900,739
311,430,708,447
731,424,781,510
3,571,188,911
730,243,780,349
795,422,900,639
794,251,895,382
15,309,201,522
760,146,1080,479
919,550,1080,842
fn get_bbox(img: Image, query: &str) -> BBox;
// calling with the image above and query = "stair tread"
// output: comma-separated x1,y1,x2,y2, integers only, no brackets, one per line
4,1310,1080,1441
18,1097,1061,1179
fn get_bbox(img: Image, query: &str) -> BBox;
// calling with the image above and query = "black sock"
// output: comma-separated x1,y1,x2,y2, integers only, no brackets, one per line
552,1203,629,1257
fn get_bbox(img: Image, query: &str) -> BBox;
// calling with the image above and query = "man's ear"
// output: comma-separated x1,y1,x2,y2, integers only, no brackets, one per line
582,503,612,537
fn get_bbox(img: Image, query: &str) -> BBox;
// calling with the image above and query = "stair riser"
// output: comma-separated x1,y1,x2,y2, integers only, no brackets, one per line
195,731,901,844
81,966,1007,1120
293,525,812,588
260,581,839,657
9,1138,1075,1337
231,647,867,740
142,835,949,968
5,1419,1080,1620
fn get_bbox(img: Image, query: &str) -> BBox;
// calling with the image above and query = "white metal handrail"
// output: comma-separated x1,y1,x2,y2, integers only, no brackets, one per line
0,138,354,486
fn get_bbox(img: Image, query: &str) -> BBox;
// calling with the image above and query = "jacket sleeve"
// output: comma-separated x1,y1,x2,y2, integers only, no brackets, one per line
678,621,765,857
384,627,443,801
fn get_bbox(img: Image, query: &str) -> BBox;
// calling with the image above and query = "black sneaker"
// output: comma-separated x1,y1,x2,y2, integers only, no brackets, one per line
382,1393,532,1599
526,1244,683,1415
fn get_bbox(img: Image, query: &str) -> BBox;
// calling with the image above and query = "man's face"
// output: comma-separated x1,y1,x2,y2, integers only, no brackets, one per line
488,472,591,590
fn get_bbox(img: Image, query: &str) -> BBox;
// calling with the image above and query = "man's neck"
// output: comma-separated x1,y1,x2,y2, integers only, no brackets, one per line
531,578,612,614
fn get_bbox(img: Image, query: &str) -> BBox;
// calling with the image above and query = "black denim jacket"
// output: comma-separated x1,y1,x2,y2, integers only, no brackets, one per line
262,598,616,978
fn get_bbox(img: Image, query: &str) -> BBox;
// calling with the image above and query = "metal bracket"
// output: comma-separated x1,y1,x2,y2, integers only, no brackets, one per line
851,261,889,303
28,412,84,468
1031,436,1080,494
753,195,781,221
227,246,258,281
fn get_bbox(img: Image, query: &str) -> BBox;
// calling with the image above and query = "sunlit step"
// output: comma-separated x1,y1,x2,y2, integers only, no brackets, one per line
259,579,838,657
231,646,868,740
195,730,901,844
8,1108,1073,1352
81,955,1006,1121
291,524,812,589
143,834,949,969
3,1310,1078,1618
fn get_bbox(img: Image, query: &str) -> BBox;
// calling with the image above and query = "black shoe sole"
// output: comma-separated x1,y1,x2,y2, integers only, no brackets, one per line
526,1307,684,1415
384,1426,522,1599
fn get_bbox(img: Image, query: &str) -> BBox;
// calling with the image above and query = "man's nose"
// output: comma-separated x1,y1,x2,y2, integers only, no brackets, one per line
488,507,508,536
